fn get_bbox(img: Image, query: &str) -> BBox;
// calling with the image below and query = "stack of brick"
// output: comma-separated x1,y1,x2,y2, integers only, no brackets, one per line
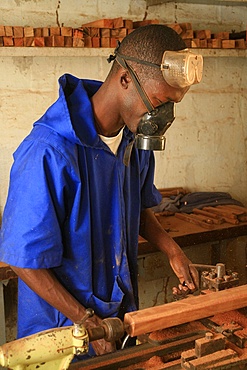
0,18,246,49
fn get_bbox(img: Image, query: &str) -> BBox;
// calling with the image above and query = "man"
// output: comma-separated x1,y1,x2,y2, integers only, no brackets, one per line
0,24,200,355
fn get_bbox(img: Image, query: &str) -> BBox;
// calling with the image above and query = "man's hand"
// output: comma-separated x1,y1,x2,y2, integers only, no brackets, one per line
168,249,199,292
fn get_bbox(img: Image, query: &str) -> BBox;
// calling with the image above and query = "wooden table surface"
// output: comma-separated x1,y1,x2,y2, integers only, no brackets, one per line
138,215,247,254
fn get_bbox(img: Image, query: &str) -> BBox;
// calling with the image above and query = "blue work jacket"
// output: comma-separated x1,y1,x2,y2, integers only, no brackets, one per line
0,74,161,338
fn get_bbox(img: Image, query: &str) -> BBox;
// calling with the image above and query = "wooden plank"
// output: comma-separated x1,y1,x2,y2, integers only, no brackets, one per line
92,37,100,48
4,26,13,37
73,37,84,47
64,36,73,47
113,17,124,28
61,27,73,37
133,19,159,28
111,28,127,38
24,26,34,37
49,27,60,36
194,29,211,39
34,27,42,37
0,26,5,37
175,213,214,229
13,26,24,38
235,39,246,49
167,23,183,35
3,36,13,46
213,31,230,39
124,19,133,29
23,37,34,47
211,38,222,48
42,27,49,37
191,38,200,48
199,39,208,48
181,29,194,39
100,37,111,47
222,39,235,48
34,37,45,47
100,28,111,38
53,35,64,47
81,19,114,29
13,37,24,47
0,36,3,46
124,284,247,337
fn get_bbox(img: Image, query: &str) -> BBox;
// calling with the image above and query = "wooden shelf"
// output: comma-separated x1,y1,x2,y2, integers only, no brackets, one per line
0,47,246,58
147,0,247,6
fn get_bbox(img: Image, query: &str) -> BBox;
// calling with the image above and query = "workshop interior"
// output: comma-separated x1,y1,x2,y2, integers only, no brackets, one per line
0,0,247,369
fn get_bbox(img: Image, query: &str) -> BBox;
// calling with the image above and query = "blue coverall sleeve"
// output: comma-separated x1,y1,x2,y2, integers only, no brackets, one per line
0,139,70,269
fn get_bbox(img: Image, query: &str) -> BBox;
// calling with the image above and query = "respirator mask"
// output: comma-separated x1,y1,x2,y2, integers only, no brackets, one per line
107,44,203,157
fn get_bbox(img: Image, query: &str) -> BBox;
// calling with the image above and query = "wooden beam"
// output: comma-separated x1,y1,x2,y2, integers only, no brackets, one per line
124,284,247,337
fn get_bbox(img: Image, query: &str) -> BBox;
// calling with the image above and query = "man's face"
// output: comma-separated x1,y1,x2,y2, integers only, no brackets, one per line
122,77,189,134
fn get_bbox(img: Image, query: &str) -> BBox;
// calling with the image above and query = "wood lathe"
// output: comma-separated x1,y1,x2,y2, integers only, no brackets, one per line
1,265,247,370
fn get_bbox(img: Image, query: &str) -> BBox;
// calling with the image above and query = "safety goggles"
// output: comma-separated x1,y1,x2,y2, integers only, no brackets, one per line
108,47,203,89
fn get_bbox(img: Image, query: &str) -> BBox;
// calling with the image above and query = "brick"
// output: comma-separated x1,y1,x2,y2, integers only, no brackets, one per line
100,37,110,47
61,27,73,37
3,36,13,46
50,27,60,36
13,37,24,47
34,37,45,47
222,39,235,48
13,26,24,38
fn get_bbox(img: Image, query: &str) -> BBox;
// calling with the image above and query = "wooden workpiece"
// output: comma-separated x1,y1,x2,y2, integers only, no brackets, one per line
124,284,247,337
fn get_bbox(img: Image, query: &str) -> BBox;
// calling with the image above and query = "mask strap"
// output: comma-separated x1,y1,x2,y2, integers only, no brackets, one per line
115,54,154,113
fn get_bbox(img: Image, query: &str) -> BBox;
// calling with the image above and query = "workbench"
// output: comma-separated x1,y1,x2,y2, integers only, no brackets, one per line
137,216,247,308
0,217,247,343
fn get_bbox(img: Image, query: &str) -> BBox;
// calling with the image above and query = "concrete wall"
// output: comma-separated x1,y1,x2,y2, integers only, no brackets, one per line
0,0,246,217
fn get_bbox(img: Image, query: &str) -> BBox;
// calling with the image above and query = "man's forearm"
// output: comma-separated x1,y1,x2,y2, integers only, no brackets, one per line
11,266,86,323
139,208,180,257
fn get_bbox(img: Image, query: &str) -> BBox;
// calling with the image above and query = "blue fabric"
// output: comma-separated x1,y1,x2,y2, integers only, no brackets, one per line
0,74,162,338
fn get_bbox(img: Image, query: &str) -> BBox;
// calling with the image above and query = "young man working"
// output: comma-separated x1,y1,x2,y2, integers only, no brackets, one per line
0,24,202,355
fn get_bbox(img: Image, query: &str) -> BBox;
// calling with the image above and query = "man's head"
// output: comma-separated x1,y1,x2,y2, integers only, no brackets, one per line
100,24,202,147
111,24,188,84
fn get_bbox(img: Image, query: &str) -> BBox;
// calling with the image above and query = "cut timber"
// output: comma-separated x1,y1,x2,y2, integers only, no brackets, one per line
133,20,159,28
49,27,60,36
24,27,34,37
13,26,24,38
61,27,73,37
113,17,124,28
222,39,235,48
3,36,13,46
0,26,5,37
4,26,13,37
175,213,214,229
194,29,211,39
81,19,114,29
124,284,247,337
124,20,133,29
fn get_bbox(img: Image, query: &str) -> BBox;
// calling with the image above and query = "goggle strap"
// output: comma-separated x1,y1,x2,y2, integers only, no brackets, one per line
116,55,155,113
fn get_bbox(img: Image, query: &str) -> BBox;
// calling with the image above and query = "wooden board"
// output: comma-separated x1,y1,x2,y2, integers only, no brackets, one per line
124,284,247,337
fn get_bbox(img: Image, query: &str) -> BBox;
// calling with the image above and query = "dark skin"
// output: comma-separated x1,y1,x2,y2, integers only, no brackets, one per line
11,65,198,355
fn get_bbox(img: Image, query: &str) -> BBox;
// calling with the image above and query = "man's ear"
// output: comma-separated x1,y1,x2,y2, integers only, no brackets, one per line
120,70,131,89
